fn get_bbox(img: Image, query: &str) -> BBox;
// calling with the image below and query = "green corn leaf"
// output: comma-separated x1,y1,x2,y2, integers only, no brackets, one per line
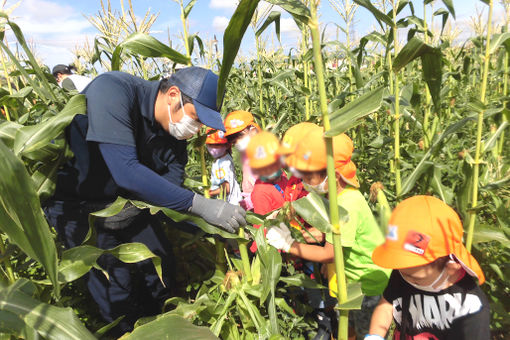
0,279,95,339
280,274,325,289
217,0,260,107
51,243,164,285
421,48,443,110
401,115,475,196
336,282,364,310
93,196,244,239
31,151,65,203
489,32,510,55
256,11,281,42
183,0,197,19
111,33,190,71
392,37,434,73
291,192,349,233
353,0,394,29
325,86,385,137
483,120,509,153
472,224,510,249
13,94,86,157
440,0,456,19
265,0,311,26
0,121,22,149
120,313,218,339
0,141,60,298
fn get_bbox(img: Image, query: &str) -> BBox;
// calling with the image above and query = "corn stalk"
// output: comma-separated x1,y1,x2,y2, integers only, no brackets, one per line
466,0,493,251
390,0,402,196
310,2,349,339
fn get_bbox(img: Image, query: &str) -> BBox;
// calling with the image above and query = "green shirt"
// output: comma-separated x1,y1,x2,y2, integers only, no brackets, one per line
326,187,390,296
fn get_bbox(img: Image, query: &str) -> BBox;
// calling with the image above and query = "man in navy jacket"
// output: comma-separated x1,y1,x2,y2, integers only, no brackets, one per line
45,67,245,336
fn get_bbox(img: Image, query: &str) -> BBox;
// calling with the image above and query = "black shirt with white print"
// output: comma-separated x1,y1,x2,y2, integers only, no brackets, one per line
383,270,490,340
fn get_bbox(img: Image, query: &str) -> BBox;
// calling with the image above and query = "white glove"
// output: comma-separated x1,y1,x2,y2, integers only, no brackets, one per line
266,223,294,252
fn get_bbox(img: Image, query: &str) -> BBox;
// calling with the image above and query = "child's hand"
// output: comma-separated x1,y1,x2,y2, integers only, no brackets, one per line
266,223,295,252
300,227,325,243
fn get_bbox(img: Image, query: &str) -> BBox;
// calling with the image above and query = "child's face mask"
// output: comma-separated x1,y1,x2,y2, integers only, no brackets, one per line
399,264,451,293
207,145,228,158
259,169,282,183
303,176,328,195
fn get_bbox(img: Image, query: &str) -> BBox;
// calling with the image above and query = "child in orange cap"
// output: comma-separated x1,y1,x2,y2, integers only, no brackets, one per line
267,128,390,340
224,110,261,210
366,195,489,340
205,128,242,205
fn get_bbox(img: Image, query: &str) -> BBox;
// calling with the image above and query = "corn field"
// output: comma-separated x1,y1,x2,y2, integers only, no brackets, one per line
0,0,508,339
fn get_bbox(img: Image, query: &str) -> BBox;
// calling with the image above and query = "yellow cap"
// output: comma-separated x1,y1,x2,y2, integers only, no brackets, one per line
246,131,280,169
279,122,321,156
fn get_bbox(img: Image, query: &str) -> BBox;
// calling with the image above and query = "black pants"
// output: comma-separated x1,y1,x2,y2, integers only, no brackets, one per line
44,200,176,337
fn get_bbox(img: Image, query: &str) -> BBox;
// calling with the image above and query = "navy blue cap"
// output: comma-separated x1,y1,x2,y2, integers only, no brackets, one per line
170,67,225,132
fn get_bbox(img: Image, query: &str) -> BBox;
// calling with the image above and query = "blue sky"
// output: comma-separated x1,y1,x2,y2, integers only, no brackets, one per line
2,0,505,69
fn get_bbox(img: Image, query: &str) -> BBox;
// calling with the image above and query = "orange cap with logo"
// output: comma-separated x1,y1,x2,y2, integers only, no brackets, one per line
224,110,261,137
279,122,321,156
205,128,228,144
246,131,280,169
286,129,359,187
372,195,485,284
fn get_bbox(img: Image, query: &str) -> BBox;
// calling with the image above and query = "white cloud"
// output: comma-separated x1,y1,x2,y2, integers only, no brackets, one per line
280,17,299,33
209,0,238,10
7,0,94,67
212,16,230,31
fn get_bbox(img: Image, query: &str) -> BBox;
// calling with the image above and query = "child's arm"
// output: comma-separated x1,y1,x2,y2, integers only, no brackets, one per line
288,241,334,263
266,223,335,263
367,297,393,338
209,181,230,196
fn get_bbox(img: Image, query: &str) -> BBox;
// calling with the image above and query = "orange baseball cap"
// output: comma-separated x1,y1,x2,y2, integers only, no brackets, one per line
372,195,485,284
246,131,280,169
205,127,228,144
286,130,360,188
279,122,321,156
224,110,261,137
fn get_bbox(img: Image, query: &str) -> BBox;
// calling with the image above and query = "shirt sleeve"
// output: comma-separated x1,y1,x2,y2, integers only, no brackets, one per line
85,74,137,147
99,143,194,211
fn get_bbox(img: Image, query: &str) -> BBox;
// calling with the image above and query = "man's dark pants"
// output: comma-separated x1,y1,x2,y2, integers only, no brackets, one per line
44,200,175,337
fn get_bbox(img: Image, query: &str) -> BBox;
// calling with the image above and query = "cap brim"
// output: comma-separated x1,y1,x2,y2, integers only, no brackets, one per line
372,242,439,269
193,99,225,132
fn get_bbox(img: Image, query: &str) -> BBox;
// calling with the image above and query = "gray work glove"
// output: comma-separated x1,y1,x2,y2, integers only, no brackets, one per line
189,194,247,233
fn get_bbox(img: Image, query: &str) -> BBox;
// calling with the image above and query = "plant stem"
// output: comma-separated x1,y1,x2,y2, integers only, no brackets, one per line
466,0,493,252
238,227,252,282
0,49,12,121
215,239,227,273
422,1,433,149
302,30,311,120
498,49,508,155
256,37,264,120
391,0,401,196
310,2,349,339
0,236,15,284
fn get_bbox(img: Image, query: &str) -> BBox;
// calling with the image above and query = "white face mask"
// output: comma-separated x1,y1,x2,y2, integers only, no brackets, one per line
207,145,228,158
303,176,328,195
235,135,251,151
400,266,449,293
168,94,201,140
